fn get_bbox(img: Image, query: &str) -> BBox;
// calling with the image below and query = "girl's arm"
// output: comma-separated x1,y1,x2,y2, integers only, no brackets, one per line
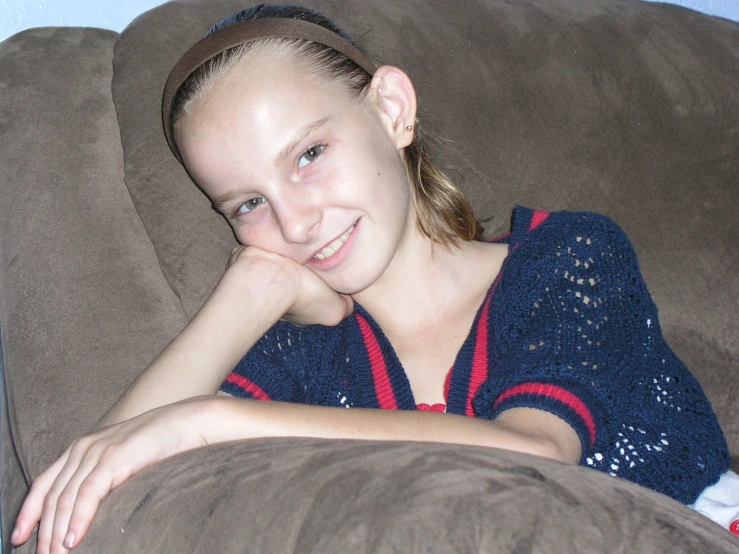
96,246,353,428
95,270,289,428
205,396,583,463
14,395,580,553
13,248,353,552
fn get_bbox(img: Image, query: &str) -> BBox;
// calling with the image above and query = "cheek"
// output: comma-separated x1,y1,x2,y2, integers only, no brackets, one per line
376,155,412,211
351,140,411,206
235,221,279,251
234,217,305,262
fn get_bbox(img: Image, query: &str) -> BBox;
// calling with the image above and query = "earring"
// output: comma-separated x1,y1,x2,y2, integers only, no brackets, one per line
405,124,413,131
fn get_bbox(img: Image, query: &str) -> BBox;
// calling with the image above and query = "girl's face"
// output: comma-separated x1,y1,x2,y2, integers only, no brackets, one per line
176,52,417,295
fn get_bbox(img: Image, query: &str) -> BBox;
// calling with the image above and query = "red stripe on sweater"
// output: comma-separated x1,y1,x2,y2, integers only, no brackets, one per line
528,211,551,232
466,294,494,416
487,232,511,243
493,382,596,447
356,313,399,410
443,367,453,402
225,372,271,401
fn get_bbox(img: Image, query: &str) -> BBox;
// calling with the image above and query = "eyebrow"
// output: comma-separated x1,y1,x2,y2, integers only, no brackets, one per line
211,190,244,215
211,116,332,215
275,116,331,168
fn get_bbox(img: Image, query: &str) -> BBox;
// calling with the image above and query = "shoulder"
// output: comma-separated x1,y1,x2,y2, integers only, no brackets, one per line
239,318,346,371
500,207,641,282
226,317,352,401
507,207,633,251
489,207,653,332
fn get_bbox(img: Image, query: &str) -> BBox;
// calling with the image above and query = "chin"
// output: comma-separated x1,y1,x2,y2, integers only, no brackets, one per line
323,263,386,297
325,277,374,297
312,230,398,296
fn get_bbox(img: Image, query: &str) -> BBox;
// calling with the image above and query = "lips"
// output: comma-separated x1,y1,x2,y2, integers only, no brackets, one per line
313,224,355,261
306,219,360,271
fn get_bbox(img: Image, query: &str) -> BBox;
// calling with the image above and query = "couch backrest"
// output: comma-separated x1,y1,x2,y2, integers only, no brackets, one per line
1,0,737,479
0,27,189,478
113,0,739,453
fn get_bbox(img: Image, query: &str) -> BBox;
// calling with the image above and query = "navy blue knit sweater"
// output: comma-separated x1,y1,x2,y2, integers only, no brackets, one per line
221,207,730,504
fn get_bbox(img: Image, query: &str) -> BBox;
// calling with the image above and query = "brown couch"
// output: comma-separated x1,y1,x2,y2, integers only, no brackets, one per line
1,0,738,552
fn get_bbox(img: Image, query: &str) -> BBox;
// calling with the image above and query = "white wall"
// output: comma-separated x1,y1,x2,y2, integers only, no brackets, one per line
0,0,170,42
0,0,737,43
644,0,739,21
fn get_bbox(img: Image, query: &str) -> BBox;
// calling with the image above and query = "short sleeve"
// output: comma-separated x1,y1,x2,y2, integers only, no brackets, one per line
220,321,328,403
473,210,729,503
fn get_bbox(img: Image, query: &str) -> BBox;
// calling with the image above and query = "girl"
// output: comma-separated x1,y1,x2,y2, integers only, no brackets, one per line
12,4,733,552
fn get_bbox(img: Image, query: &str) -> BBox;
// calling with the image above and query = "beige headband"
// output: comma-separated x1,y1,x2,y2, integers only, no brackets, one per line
162,17,378,165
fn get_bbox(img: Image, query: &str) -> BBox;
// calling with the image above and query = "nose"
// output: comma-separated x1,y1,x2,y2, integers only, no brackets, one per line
272,192,322,245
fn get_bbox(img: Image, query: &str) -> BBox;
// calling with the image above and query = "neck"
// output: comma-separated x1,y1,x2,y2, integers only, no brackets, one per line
352,229,505,339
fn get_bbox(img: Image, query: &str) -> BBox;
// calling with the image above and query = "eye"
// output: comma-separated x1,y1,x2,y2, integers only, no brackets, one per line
234,197,266,217
297,143,326,169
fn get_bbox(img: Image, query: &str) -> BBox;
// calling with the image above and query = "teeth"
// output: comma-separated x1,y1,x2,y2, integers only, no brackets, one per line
314,224,355,261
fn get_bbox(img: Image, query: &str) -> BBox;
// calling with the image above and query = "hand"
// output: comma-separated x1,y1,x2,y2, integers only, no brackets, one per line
225,245,354,327
11,397,212,553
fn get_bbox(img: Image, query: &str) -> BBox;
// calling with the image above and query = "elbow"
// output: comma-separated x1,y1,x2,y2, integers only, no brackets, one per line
491,408,583,464
528,435,581,465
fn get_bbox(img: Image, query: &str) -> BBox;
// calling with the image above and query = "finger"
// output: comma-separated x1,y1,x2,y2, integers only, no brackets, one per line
342,294,355,317
61,436,146,552
37,438,106,554
227,245,247,268
323,294,354,326
48,453,109,553
54,431,148,553
10,448,71,546
57,466,117,551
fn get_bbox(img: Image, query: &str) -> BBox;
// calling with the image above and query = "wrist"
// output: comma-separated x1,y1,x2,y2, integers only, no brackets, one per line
177,395,228,446
212,266,296,320
195,395,261,445
193,269,296,355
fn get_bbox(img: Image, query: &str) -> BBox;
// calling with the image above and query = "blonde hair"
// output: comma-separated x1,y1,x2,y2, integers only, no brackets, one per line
171,7,484,247
403,126,484,247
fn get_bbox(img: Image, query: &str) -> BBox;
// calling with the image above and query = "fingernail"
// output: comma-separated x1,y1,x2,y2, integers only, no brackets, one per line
64,530,76,549
10,527,19,543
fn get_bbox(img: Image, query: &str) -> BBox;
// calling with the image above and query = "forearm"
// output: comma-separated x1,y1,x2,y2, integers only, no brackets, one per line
200,397,579,464
97,279,292,428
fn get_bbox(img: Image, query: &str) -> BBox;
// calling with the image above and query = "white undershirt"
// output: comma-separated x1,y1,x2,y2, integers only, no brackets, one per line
689,470,739,535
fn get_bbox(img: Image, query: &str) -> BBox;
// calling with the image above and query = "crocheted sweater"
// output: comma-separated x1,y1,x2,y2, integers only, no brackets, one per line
221,207,730,504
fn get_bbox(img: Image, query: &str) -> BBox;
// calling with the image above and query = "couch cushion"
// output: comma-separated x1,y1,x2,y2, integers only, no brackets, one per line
113,0,739,452
13,439,739,553
0,27,189,480
112,1,246,319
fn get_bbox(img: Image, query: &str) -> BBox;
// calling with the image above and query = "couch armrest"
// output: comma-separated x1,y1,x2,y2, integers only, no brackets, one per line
10,438,738,553
1,347,28,553
0,27,190,481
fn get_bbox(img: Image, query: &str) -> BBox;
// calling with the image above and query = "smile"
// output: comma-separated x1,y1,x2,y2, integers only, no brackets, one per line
313,224,355,260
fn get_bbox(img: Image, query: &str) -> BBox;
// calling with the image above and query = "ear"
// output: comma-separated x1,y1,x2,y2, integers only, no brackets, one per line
368,65,418,150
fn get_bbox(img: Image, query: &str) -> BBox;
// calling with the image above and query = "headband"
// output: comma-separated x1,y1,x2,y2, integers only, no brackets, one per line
162,17,378,165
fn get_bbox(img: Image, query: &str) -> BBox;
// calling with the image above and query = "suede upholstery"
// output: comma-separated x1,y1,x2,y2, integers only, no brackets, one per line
113,0,739,451
1,0,738,552
0,27,189,478
11,439,739,553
